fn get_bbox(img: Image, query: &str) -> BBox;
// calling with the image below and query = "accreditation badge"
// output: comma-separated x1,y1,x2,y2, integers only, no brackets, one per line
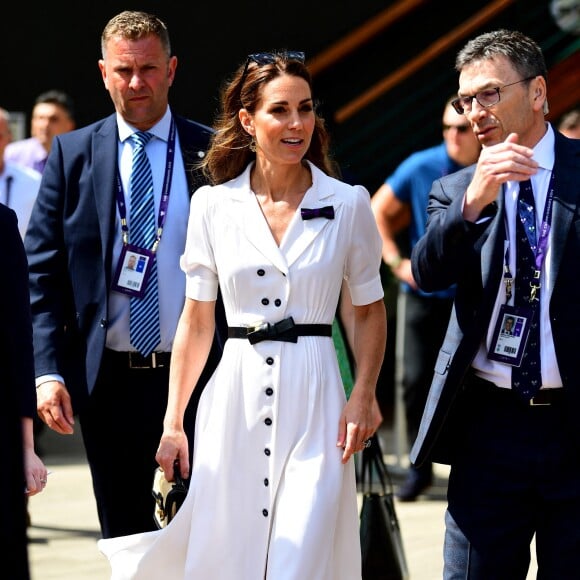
487,304,536,367
111,244,155,298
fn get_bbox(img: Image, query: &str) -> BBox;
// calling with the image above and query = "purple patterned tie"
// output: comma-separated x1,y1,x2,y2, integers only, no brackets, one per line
511,179,542,400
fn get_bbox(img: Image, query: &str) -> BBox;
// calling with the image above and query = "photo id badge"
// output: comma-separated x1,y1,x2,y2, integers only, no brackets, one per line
111,245,155,298
488,304,535,367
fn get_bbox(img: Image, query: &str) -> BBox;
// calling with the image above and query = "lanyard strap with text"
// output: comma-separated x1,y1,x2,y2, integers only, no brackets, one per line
115,119,176,252
502,171,555,304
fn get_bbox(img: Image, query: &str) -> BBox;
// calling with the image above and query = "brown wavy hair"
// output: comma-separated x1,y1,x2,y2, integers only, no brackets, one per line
201,51,340,185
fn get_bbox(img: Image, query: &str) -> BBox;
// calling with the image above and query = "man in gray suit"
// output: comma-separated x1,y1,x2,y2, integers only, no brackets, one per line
410,29,580,578
25,11,225,539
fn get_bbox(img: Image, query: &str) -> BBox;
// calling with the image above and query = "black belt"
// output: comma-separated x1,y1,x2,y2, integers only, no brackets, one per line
228,317,332,345
469,374,564,407
104,349,171,369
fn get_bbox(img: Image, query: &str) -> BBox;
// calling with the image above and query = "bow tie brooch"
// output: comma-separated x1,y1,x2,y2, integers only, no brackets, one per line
300,206,335,220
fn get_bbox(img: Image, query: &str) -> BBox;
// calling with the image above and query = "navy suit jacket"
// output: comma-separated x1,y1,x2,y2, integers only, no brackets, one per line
410,130,580,466
25,113,226,413
2,204,36,417
1,204,35,575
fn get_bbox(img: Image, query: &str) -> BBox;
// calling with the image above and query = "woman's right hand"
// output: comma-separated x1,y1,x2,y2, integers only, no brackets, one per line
155,428,189,481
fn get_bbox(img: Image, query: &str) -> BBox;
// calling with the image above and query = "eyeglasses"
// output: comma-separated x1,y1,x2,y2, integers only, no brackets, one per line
241,51,305,81
443,124,471,133
451,76,536,115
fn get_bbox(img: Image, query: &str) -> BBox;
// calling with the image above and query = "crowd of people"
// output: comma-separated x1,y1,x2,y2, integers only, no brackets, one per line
4,8,579,579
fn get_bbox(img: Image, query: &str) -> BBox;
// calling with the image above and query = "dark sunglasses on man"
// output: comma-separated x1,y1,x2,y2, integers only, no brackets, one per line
443,124,471,133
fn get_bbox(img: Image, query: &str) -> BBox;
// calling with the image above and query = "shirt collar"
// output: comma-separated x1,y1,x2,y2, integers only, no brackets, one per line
532,122,555,172
117,106,172,143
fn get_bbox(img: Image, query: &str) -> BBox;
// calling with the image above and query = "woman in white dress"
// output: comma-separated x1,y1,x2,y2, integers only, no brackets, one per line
99,50,387,580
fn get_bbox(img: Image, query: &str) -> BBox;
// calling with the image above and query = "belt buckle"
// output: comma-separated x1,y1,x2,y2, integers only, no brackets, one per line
247,322,270,345
529,392,550,406
128,352,154,369
247,321,267,334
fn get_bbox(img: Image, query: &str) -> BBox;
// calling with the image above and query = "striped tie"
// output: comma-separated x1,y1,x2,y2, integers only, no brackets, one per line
129,131,161,357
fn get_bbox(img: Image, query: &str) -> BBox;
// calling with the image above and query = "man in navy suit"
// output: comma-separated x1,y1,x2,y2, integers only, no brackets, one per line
410,30,580,577
25,11,225,539
1,204,50,578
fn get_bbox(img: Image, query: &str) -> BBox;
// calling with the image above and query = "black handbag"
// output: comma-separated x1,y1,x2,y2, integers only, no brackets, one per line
359,435,409,580
151,462,189,529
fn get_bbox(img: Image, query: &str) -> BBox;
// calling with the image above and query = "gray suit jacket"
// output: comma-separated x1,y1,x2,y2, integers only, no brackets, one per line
410,129,580,466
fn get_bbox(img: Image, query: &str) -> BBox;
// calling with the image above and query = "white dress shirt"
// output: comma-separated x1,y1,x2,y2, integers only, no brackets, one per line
0,161,41,238
473,123,563,389
106,107,192,353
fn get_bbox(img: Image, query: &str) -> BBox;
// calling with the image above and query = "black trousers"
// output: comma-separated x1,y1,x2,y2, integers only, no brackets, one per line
445,379,580,578
78,350,200,539
3,399,30,577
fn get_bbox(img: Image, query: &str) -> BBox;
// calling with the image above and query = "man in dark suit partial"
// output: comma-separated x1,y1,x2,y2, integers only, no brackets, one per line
410,30,580,577
25,11,225,539
1,204,49,577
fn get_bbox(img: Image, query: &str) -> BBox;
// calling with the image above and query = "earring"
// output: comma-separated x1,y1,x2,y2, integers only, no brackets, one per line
249,137,257,153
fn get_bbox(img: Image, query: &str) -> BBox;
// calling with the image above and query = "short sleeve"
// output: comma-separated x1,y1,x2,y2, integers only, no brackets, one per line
345,185,384,306
179,186,220,301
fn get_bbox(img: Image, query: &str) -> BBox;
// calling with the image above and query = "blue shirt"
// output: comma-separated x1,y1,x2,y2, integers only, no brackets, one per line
385,142,461,299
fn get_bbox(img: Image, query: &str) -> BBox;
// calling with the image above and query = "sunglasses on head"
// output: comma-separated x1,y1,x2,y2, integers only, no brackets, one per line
241,51,306,81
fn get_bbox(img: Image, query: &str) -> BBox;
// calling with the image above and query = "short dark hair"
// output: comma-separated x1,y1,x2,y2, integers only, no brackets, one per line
34,90,75,120
455,30,548,81
101,11,171,60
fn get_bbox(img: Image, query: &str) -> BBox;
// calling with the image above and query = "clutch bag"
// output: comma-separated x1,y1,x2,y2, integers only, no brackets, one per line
152,464,189,529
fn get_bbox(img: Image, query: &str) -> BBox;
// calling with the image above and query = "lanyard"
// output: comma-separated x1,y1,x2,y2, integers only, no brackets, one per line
115,119,176,252
4,175,13,207
502,171,555,304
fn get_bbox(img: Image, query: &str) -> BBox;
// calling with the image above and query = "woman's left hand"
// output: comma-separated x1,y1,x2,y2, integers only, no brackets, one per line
24,448,49,496
336,388,383,464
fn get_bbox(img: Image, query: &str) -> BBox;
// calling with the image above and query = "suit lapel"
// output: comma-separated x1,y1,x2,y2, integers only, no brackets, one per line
481,135,580,303
231,163,340,272
241,190,289,274
92,116,118,273
546,135,580,298
226,169,289,274
282,164,339,268
174,115,212,196
480,192,505,291
282,188,337,267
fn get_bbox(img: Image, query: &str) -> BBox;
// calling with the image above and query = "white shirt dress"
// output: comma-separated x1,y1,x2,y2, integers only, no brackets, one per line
99,161,384,579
